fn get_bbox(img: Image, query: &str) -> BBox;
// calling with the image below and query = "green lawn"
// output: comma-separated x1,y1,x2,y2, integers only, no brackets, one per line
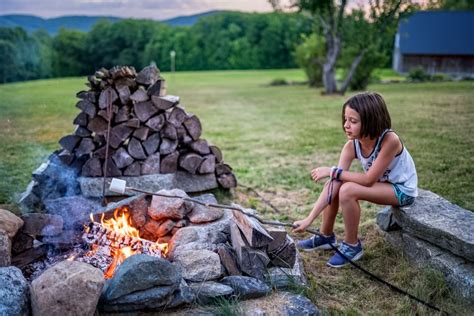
0,69,473,314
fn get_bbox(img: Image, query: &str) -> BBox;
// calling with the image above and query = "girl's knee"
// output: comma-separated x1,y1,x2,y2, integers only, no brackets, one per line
339,182,358,203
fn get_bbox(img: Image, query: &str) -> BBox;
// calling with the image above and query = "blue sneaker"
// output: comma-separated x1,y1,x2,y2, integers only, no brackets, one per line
296,231,337,251
326,240,363,268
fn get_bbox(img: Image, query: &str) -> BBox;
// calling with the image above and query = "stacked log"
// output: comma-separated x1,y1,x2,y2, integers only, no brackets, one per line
58,65,236,189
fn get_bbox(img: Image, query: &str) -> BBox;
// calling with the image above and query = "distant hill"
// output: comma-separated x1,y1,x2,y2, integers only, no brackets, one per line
0,11,222,34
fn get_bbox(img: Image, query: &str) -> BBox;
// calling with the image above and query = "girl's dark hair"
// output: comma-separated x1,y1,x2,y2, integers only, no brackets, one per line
342,92,391,139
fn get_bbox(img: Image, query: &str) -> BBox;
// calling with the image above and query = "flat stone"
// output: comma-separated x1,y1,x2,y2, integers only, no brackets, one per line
0,266,30,316
0,209,24,239
165,280,195,309
283,292,320,315
382,229,474,301
43,195,102,229
189,281,233,305
391,189,474,261
31,261,104,316
171,242,219,261
0,230,11,267
376,206,400,232
103,254,181,301
21,213,63,237
220,276,271,299
173,249,223,282
100,285,176,312
148,189,192,221
187,203,223,224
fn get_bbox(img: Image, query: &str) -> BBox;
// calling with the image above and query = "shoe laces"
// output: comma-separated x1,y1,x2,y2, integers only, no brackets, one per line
339,241,357,255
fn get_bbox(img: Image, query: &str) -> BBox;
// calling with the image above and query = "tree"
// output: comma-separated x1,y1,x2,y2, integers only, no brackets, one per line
52,29,88,77
270,0,415,94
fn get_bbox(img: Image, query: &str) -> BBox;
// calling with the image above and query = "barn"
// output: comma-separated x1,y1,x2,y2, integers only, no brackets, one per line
392,11,474,76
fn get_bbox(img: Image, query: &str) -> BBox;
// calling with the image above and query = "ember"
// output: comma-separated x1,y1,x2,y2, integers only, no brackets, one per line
81,207,167,278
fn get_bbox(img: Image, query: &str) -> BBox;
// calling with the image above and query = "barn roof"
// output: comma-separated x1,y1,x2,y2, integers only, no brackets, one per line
398,11,474,56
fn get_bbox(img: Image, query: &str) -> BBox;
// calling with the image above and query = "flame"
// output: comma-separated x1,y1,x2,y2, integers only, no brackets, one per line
104,246,136,279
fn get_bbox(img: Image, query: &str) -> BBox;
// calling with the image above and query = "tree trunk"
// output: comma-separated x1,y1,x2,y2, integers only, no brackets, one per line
339,50,366,95
322,34,341,94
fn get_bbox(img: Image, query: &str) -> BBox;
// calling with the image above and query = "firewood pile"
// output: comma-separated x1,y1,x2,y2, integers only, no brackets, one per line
57,65,236,189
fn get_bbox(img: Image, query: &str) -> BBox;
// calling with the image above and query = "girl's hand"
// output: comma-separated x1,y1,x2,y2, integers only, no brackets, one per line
292,218,312,233
311,167,331,182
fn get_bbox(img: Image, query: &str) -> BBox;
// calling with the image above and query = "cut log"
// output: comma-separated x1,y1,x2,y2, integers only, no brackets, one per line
112,147,134,169
98,87,118,109
218,173,237,189
123,161,141,176
114,105,130,123
147,79,164,96
151,95,179,110
126,118,140,128
265,226,288,253
115,77,137,89
87,116,108,135
141,153,160,175
136,65,159,85
183,115,202,141
134,101,158,122
98,109,112,122
210,145,223,163
108,132,123,149
130,87,149,103
160,138,178,155
160,123,177,140
232,209,273,247
133,127,149,141
189,139,210,155
76,90,97,103
268,237,296,269
73,112,89,127
58,149,75,165
75,138,95,157
160,151,179,174
12,232,34,255
179,153,203,174
115,84,131,105
143,133,161,155
76,100,96,117
11,244,49,269
74,126,91,137
92,146,115,160
111,123,133,142
217,245,241,276
103,157,122,177
59,135,81,152
198,154,216,174
216,163,233,176
146,114,165,131
93,134,106,147
168,106,187,127
82,157,102,177
177,126,193,144
128,138,147,159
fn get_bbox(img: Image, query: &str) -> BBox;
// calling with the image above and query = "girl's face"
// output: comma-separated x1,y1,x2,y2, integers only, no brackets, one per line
343,106,362,140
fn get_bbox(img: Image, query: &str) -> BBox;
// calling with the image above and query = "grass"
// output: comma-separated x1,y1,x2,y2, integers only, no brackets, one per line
0,68,473,313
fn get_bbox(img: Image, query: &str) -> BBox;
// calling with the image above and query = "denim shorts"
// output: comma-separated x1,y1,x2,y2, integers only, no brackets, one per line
391,184,415,207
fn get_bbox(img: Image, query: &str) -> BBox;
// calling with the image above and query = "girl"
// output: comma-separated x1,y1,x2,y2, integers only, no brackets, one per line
293,92,417,268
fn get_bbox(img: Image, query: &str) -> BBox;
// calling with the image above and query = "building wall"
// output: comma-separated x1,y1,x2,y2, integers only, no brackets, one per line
399,54,474,75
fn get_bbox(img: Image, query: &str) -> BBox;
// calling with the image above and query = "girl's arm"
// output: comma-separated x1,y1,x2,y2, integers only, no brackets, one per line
293,141,355,232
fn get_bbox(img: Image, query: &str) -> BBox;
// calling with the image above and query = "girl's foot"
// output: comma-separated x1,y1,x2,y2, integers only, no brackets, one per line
296,231,337,251
326,240,363,268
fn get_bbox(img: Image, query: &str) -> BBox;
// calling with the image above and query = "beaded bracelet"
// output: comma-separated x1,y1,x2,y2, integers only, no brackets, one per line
336,168,343,181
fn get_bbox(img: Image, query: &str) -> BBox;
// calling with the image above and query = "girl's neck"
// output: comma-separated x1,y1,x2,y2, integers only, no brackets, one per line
358,136,377,151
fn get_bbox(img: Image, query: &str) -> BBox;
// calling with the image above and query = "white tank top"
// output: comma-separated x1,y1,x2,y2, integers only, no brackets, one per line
354,129,418,197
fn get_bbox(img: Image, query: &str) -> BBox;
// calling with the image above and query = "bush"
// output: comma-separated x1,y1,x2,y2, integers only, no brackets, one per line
408,66,431,82
269,78,289,86
294,33,324,87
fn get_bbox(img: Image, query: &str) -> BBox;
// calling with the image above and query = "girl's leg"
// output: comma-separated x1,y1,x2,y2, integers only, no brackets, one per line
339,182,398,244
320,194,339,236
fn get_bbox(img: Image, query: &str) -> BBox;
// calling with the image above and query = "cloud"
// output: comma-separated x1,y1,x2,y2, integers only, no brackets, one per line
0,0,275,19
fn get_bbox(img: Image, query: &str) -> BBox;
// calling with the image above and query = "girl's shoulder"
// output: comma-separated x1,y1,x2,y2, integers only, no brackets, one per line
380,130,403,154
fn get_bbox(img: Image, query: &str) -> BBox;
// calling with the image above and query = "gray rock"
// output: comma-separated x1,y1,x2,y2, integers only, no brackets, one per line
266,244,307,290
173,250,223,282
193,193,218,205
166,280,195,309
383,229,474,302
189,281,234,304
0,266,30,316
188,203,223,224
31,260,104,316
18,180,42,211
283,292,320,316
101,285,176,312
0,230,11,267
79,172,219,197
0,208,24,239
148,189,192,221
21,213,64,236
376,206,400,231
44,195,102,229
220,276,271,299
103,254,181,301
391,189,474,261
171,241,219,260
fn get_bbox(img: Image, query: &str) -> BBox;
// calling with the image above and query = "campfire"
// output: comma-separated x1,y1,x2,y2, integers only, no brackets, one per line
80,207,168,278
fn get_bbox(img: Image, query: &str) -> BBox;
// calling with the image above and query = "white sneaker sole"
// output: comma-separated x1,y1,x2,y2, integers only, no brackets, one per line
326,250,364,268
299,242,337,252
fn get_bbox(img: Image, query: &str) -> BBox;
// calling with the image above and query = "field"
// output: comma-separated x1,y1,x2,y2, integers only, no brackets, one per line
0,69,473,314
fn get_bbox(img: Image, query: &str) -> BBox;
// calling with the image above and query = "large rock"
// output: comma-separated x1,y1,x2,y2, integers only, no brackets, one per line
0,266,30,316
189,281,234,304
266,246,307,290
383,229,474,301
101,285,177,312
79,171,218,198
238,291,319,316
391,189,474,261
173,249,223,282
220,276,271,299
148,189,193,221
0,230,11,267
102,254,181,301
21,213,63,236
0,209,24,239
44,195,102,229
187,203,223,224
31,260,105,316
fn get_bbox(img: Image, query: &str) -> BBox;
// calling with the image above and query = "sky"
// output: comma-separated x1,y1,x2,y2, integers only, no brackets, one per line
0,0,285,20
